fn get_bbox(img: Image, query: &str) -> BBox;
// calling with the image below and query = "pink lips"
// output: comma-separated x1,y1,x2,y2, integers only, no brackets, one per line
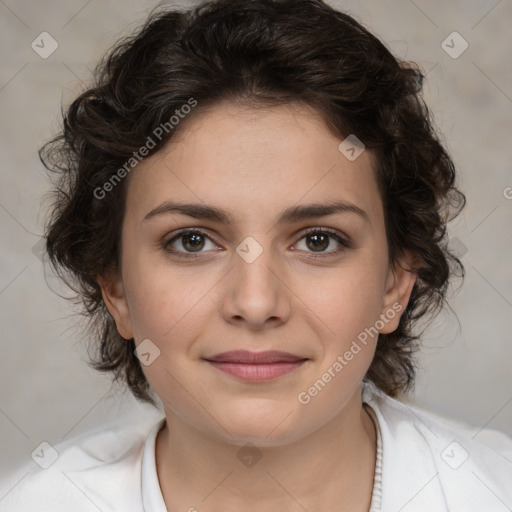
204,350,308,381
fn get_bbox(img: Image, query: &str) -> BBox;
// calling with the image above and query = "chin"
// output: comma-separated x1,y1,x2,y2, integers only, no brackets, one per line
214,401,306,447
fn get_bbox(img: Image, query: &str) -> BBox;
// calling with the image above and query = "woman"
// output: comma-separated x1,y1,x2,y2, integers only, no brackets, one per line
2,0,511,511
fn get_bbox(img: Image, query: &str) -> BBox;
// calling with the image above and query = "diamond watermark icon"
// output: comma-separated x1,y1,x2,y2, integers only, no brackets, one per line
236,236,263,263
31,441,59,469
135,339,161,366
338,134,365,161
237,442,263,468
31,32,59,59
447,236,468,259
441,441,469,469
441,32,468,59
31,237,46,262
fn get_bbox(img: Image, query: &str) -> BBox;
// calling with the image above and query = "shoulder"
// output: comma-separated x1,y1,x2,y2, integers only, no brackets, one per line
0,408,165,512
364,382,512,512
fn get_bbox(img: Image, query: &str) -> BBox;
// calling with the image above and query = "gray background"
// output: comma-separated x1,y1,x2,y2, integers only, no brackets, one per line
1,0,511,492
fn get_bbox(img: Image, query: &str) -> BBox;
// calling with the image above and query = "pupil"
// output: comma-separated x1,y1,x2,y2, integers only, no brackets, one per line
183,233,204,252
308,233,328,252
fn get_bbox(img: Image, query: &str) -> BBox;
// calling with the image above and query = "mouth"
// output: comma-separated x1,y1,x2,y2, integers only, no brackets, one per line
203,350,309,382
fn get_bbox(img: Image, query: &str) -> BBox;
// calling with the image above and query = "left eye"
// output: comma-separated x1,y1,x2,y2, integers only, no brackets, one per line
294,229,350,255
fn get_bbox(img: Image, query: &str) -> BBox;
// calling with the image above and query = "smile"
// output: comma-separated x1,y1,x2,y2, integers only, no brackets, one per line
205,360,308,381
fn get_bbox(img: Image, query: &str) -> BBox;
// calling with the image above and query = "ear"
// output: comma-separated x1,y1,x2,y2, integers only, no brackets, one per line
379,251,418,334
97,269,134,340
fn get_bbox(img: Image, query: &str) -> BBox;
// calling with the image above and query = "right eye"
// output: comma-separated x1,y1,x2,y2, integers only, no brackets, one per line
163,229,221,259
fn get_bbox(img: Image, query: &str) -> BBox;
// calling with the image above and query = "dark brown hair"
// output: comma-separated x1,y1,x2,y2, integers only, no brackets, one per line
41,0,465,406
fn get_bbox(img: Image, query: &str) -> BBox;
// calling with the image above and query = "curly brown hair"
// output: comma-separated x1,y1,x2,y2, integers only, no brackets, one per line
41,0,465,406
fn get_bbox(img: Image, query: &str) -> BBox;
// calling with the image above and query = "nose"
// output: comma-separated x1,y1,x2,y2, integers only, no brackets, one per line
221,241,292,330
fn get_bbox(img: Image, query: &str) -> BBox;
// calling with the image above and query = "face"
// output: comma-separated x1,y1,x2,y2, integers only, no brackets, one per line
101,101,416,446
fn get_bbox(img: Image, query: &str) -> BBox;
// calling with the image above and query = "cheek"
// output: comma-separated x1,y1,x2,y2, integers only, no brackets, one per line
121,236,220,341
123,263,214,408
128,280,211,345
301,261,386,340
293,269,385,418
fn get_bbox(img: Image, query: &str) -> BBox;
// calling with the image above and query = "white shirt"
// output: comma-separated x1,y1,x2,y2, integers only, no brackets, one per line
2,382,511,512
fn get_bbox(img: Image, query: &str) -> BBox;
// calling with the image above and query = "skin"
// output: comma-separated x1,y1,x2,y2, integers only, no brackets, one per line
100,100,417,512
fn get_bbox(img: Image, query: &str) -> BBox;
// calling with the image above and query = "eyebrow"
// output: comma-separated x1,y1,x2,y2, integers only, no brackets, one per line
143,200,370,226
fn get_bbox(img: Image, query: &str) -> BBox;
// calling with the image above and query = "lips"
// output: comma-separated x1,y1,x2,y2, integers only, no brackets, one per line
204,350,307,364
203,350,309,382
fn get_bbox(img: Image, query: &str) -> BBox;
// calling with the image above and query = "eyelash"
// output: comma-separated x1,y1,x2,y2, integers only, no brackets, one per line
162,227,352,261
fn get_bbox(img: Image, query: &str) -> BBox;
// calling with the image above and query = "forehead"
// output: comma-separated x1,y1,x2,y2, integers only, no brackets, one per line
126,101,382,225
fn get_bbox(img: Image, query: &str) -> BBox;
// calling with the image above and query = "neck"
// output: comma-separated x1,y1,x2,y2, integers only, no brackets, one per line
156,388,377,512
